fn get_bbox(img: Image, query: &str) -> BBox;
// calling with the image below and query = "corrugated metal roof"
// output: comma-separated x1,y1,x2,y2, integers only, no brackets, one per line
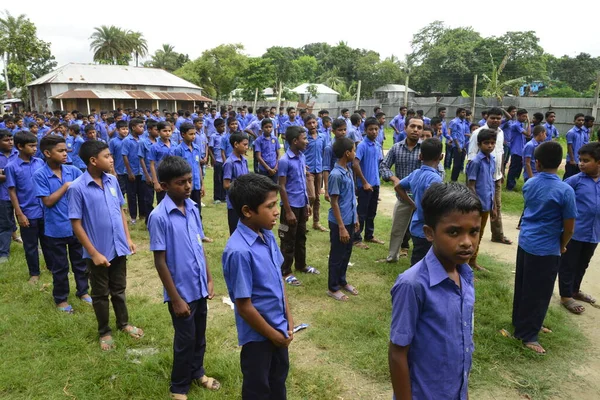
27,63,202,90
292,83,339,95
51,89,212,102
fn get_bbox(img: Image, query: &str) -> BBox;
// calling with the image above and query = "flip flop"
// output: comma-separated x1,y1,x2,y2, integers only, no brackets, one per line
574,292,596,304
313,224,329,232
524,341,546,355
122,325,144,339
285,275,301,286
327,290,349,301
561,298,585,314
299,266,320,275
57,304,74,314
354,241,369,249
194,375,221,391
342,284,359,296
100,336,115,351
170,393,187,400
365,238,385,244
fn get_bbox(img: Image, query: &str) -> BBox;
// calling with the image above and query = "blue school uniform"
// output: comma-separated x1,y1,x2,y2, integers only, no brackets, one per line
543,122,558,141
278,149,308,208
389,114,405,136
346,126,362,143
138,137,156,182
319,127,332,146
522,139,541,180
122,135,142,175
148,140,172,168
327,164,357,225
466,151,495,212
170,142,202,190
304,131,326,174
171,128,182,145
507,121,527,157
245,113,257,127
390,248,474,400
449,117,467,149
236,115,247,131
221,133,233,159
282,119,303,150
277,114,288,135
322,141,337,173
245,119,262,139
0,149,19,201
222,221,287,346
64,135,74,163
565,173,600,243
5,157,45,219
355,137,381,188
96,121,109,142
478,118,486,127
194,132,208,159
210,133,224,163
520,173,577,256
71,136,87,169
566,126,589,163
109,136,127,175
254,134,280,171
148,195,208,303
399,165,443,238
67,171,131,260
33,164,83,238
223,154,249,209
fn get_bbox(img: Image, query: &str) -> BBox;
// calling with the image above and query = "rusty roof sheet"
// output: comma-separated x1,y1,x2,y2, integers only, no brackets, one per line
51,89,212,102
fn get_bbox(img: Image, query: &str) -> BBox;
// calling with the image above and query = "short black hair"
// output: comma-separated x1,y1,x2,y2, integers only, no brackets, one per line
261,118,273,128
364,117,379,130
129,118,144,129
0,129,11,140
534,141,562,169
533,125,546,137
214,118,225,128
303,114,316,124
375,112,386,119
477,129,497,144
322,116,332,124
341,108,349,114
79,140,109,166
157,121,170,131
68,124,80,133
180,122,195,134
487,107,503,117
146,119,158,130
331,119,346,131
230,132,248,146
584,115,595,123
574,113,585,121
430,117,442,126
40,135,66,154
533,112,544,122
350,113,361,125
157,155,192,182
517,108,528,116
545,111,555,119
579,142,600,162
116,120,128,129
229,173,279,220
285,126,305,144
227,117,238,127
14,131,37,148
332,137,354,158
422,182,482,229
420,138,443,162
84,124,97,133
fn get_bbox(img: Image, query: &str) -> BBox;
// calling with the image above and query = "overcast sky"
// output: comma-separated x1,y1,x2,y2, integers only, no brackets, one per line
10,1,600,68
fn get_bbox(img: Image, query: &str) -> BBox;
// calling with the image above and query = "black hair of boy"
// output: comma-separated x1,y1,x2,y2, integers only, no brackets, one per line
534,141,562,169
116,120,128,130
129,118,144,129
532,125,546,137
68,124,80,133
322,116,332,124
420,138,443,162
332,137,354,159
157,155,192,183
80,140,109,166
533,112,544,122
229,173,279,220
229,132,248,147
422,182,482,229
545,111,555,119
227,117,238,127
331,119,346,131
157,121,170,131
350,114,361,126
578,142,600,160
487,107,503,117
146,119,158,130
14,131,37,148
430,117,441,127
40,134,66,154
261,119,273,129
180,122,194,134
364,117,379,129
214,118,225,128
285,126,304,144
303,114,316,124
84,124,97,134
477,129,497,145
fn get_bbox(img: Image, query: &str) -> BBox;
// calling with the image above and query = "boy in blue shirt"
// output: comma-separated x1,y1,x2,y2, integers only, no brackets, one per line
559,142,600,314
0,130,18,263
564,113,588,180
513,141,577,354
326,137,360,301
255,119,280,184
69,140,143,350
150,121,173,204
466,129,497,271
139,120,158,224
122,118,146,224
223,173,293,399
148,156,219,398
390,182,478,400
449,108,468,182
304,114,328,232
6,132,49,282
394,138,444,266
170,123,204,210
523,125,547,181
279,126,319,286
543,111,559,142
33,135,89,313
193,118,208,180
68,124,86,172
347,113,363,144
353,117,384,248
505,109,531,190
223,133,249,234
108,120,129,195
209,118,226,204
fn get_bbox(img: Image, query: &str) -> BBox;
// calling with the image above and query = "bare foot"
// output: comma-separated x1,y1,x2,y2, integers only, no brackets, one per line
524,341,546,354
28,276,40,285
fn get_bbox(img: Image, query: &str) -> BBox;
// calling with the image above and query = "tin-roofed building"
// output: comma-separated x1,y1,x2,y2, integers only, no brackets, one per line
27,63,212,113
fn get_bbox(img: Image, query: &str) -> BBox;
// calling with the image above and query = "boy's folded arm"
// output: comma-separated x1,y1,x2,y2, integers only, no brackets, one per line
389,343,412,400
40,183,70,207
235,298,288,345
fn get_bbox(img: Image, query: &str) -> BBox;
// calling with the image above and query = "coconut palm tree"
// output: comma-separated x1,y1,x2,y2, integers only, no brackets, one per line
0,10,27,90
126,30,148,67
148,44,180,71
89,25,129,65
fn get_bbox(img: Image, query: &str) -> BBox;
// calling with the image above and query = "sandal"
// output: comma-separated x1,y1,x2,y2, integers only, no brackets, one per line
365,237,385,245
12,236,23,244
354,241,369,250
313,224,329,232
79,295,93,304
285,275,301,286
194,375,221,391
491,236,513,245
541,326,553,334
327,290,349,301
399,248,409,257
57,304,74,314
299,266,320,275
561,298,585,314
574,292,596,304
170,393,187,400
342,284,359,296
524,341,546,354
100,336,115,351
122,325,144,339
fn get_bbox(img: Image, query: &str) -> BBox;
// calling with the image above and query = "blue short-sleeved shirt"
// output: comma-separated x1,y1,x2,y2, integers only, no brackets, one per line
122,135,142,175
450,117,467,148
223,155,249,209
0,148,19,201
565,172,600,243
400,165,443,238
33,164,83,238
5,157,45,219
222,221,288,346
210,133,224,163
148,195,208,303
466,152,495,212
71,136,86,169
278,149,308,208
327,164,357,226
519,173,577,256
566,126,589,163
304,131,326,173
68,172,131,261
544,122,559,141
109,136,126,174
64,136,74,163
346,126,362,143
322,144,337,172
221,133,233,159
355,138,381,188
148,140,172,166
522,139,541,179
170,142,202,190
254,134,280,171
507,121,527,157
138,137,156,181
390,248,474,400
194,132,208,158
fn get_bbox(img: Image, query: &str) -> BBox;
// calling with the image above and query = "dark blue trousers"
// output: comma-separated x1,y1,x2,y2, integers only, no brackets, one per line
143,181,155,224
259,170,278,184
328,221,354,292
450,147,466,182
228,208,239,235
168,298,207,395
241,340,289,400
506,154,522,190
444,143,454,169
559,239,598,298
126,175,146,220
411,236,431,266
355,185,379,242
45,235,89,304
213,162,226,201
20,218,51,277
0,200,13,257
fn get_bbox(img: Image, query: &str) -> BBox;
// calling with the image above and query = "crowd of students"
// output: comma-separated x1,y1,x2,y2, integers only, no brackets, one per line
0,102,598,399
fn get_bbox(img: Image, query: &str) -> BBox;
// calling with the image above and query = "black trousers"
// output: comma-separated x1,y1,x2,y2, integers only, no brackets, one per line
355,185,379,242
117,174,127,195
213,162,226,201
88,256,129,336
126,175,146,220
259,170,278,184
190,189,202,218
143,181,155,224
279,206,307,276
563,163,580,181
328,221,353,292
168,298,207,395
228,208,239,235
241,340,289,400
506,154,522,190
512,247,560,343
411,236,431,266
444,143,454,169
45,235,89,304
450,147,466,182
20,218,51,277
559,239,598,298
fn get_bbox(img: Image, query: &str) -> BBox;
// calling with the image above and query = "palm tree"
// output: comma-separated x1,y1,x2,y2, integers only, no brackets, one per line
126,31,147,67
149,44,179,71
89,25,129,65
0,10,27,90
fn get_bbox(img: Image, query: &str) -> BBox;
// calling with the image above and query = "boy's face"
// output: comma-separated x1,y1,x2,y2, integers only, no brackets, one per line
400,108,407,116
5,121,14,129
30,125,39,134
234,139,249,155
585,120,594,129
57,125,66,135
478,139,496,155
546,113,555,124
334,126,346,139
101,114,107,121
86,129,97,140
432,122,442,132
458,110,466,119
420,131,433,140
45,142,68,164
148,127,159,138
0,135,13,152
92,148,113,172
159,126,172,141
242,190,279,230
536,130,547,142
18,142,37,157
578,153,600,176
439,110,447,118
194,121,204,131
240,110,246,117
228,120,239,132
517,113,528,123
89,116,96,124
532,116,541,125
83,117,89,123
262,123,273,136
486,114,502,130
36,117,44,126
345,145,356,162
305,118,317,131
118,126,129,138
288,110,296,120
216,124,225,134
211,110,217,118
294,132,308,151
424,210,481,267
575,116,585,128
16,119,23,128
342,111,350,119
132,123,144,135
509,109,517,118
69,128,78,137
162,172,192,201
182,129,196,144
365,124,379,141
377,116,386,126
470,125,478,133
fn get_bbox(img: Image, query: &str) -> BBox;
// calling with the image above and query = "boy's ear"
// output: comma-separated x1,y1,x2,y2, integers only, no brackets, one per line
160,181,168,191
438,153,444,162
418,153,423,161
240,204,252,219
423,225,435,242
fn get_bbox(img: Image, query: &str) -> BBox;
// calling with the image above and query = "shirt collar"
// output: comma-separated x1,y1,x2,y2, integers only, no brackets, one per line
286,149,300,159
82,171,111,187
163,193,195,215
424,249,473,287
235,220,267,246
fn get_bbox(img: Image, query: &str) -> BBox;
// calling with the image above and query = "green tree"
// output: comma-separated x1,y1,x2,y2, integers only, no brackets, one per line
238,57,274,100
549,53,600,92
292,55,318,83
263,46,300,94
481,52,526,100
147,44,181,71
89,25,131,65
126,31,148,67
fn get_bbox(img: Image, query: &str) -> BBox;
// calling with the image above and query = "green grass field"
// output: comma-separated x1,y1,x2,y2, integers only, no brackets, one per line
0,150,587,399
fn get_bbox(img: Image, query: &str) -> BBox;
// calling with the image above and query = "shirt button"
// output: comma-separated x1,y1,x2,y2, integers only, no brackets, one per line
465,347,469,353
464,321,467,327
